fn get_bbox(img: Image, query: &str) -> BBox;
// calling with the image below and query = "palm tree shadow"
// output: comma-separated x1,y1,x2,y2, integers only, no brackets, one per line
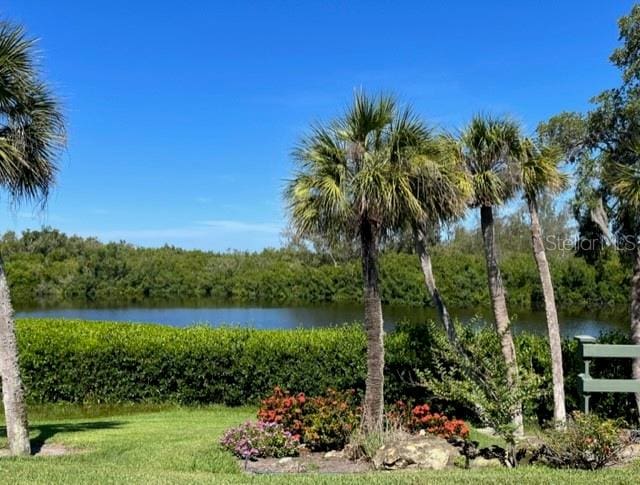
2,421,125,454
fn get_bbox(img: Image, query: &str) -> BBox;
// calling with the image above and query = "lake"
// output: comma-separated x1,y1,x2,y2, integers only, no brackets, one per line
14,301,630,337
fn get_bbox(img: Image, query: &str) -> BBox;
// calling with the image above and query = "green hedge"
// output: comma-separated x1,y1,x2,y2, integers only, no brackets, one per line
14,318,637,423
17,319,370,406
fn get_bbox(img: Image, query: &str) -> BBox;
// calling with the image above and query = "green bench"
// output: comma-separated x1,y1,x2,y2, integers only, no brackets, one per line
575,335,640,413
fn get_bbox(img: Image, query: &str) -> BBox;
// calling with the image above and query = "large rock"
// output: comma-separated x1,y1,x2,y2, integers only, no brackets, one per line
470,456,502,468
373,435,460,470
620,443,640,463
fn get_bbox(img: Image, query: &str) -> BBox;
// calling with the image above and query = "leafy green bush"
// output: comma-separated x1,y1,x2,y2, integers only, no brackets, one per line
419,320,543,461
537,412,627,469
302,389,360,451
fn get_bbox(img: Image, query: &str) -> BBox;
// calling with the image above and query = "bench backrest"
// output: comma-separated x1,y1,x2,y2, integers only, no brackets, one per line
574,335,640,413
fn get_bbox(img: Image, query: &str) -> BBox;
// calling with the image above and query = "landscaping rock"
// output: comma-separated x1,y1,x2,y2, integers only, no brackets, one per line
471,456,502,468
274,456,306,473
373,435,460,470
324,450,344,459
475,427,496,437
620,443,640,463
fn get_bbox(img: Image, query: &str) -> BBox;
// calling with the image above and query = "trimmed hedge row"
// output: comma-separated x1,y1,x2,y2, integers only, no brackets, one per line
14,319,636,422
17,319,370,406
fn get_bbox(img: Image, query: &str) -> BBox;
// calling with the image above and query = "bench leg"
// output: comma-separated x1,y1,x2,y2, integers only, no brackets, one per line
582,394,590,414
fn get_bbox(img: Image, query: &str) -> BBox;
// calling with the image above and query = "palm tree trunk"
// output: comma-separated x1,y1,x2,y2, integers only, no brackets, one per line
0,259,30,455
413,223,456,343
631,245,640,419
479,205,523,436
360,218,385,434
527,196,566,426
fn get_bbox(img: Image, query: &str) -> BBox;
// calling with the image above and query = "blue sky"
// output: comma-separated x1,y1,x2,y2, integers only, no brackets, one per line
0,0,635,251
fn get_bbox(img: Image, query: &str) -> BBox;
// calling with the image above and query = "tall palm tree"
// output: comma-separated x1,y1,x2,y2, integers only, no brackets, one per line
601,143,640,416
458,115,524,435
0,22,64,455
520,138,568,426
286,92,430,433
410,136,471,342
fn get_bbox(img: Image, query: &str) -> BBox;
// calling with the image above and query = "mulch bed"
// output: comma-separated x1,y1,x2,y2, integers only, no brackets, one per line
241,451,372,474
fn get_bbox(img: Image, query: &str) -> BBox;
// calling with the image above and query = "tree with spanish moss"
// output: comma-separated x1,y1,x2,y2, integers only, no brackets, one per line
586,4,640,419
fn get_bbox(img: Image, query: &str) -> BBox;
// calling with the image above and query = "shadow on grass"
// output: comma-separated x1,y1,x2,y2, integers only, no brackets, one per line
1,421,126,454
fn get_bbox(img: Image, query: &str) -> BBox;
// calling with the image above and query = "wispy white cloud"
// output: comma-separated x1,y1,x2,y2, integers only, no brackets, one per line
72,219,284,250
77,228,206,241
14,211,67,223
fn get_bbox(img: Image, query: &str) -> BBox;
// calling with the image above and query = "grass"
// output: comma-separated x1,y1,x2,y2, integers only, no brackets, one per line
0,404,638,484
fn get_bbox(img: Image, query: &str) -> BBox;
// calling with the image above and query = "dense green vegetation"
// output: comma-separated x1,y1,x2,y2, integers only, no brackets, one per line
15,319,636,423
1,225,629,311
1,404,639,484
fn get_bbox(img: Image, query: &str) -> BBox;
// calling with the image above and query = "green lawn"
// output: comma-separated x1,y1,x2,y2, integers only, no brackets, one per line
0,404,638,484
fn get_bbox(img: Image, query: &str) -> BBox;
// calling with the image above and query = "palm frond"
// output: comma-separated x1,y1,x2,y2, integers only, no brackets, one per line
460,114,522,207
605,161,640,211
0,21,64,206
520,137,567,200
285,91,470,245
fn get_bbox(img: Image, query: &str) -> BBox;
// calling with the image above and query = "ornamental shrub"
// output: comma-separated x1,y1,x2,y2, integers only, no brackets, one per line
302,388,360,451
386,401,469,439
258,387,360,451
257,386,307,439
409,403,469,439
537,412,627,470
219,421,299,459
419,319,543,466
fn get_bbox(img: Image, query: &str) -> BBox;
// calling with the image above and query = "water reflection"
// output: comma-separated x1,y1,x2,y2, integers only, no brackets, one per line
15,300,629,337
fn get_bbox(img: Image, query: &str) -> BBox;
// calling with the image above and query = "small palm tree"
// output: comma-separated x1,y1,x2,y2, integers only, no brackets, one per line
410,135,471,342
0,22,64,455
286,92,430,433
458,114,524,435
520,138,568,426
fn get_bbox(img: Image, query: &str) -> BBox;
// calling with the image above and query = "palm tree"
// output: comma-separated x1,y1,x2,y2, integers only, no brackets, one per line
0,22,64,455
601,143,640,416
410,136,471,342
286,92,430,433
458,115,524,435
520,138,568,426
